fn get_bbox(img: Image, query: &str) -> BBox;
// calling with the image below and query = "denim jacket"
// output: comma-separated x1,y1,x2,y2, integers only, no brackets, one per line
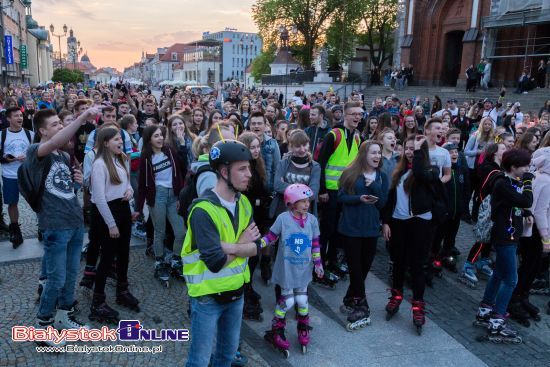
261,134,281,193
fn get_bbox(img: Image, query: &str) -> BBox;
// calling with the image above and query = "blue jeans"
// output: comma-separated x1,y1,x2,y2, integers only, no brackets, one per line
37,227,84,318
149,186,185,259
482,244,518,315
186,295,244,367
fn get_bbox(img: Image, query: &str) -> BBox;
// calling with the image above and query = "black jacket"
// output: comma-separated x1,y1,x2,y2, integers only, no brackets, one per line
445,160,470,218
490,173,533,245
382,150,441,223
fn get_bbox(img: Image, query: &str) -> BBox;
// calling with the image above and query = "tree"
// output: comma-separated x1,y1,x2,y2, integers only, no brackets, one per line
252,0,342,69
52,68,85,83
250,45,276,81
353,0,399,68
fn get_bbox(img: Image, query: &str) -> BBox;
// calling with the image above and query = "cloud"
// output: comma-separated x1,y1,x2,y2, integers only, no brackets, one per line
141,31,202,47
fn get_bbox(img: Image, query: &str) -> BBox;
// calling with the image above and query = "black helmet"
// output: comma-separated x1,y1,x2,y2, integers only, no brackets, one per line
209,140,252,171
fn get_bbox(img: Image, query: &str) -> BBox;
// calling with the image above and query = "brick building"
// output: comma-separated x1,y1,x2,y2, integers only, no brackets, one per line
398,0,550,87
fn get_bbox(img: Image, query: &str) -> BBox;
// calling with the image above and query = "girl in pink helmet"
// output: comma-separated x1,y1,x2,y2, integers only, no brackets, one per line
260,183,323,356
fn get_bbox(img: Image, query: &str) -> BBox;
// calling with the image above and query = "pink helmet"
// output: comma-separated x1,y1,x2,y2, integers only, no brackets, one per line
284,184,313,206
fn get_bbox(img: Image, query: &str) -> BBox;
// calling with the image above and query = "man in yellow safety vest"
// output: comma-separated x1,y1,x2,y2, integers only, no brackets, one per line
182,140,263,367
316,101,363,287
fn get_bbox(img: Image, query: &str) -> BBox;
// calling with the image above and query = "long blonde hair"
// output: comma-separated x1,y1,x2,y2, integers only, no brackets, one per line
476,117,495,144
95,126,129,185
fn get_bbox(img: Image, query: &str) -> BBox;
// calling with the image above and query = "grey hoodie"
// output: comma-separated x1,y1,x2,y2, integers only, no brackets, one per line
190,159,218,197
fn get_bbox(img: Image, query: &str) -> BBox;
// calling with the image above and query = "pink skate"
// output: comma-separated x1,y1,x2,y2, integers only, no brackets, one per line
297,314,313,354
264,317,290,358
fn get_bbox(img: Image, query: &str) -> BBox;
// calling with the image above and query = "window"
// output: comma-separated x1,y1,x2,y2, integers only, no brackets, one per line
172,52,178,61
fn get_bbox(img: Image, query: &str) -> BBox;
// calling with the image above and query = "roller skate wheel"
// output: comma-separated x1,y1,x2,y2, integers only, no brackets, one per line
345,323,355,332
301,345,307,354
282,349,290,358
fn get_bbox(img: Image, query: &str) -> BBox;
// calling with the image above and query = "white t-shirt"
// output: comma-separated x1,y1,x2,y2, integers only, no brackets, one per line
392,171,432,220
482,108,498,126
429,145,451,178
213,190,236,216
1,129,35,179
151,152,173,189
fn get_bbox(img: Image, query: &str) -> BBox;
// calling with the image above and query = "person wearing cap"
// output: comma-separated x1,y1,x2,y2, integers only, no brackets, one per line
182,140,262,367
331,104,344,125
481,100,498,126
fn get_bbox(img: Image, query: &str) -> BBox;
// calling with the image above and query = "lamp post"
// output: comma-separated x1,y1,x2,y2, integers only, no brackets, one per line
239,34,254,91
0,0,15,86
278,25,297,106
71,40,82,70
49,23,67,68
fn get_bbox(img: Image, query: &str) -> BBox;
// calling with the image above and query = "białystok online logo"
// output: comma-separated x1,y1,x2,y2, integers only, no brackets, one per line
12,320,189,344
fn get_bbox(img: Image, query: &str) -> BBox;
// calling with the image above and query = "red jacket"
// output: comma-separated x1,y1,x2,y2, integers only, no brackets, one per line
136,145,185,213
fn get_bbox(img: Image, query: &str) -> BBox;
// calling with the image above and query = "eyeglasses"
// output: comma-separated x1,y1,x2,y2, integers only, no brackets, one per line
346,113,363,117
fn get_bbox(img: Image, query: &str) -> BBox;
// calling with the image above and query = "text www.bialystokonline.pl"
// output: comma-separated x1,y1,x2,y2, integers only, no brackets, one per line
36,344,163,354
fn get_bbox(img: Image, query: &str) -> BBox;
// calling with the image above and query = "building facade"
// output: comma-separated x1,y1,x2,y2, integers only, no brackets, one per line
398,0,550,86
203,29,262,82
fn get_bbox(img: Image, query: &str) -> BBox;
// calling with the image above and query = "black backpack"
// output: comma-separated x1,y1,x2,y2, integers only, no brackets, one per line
0,127,32,163
178,164,215,220
18,151,70,213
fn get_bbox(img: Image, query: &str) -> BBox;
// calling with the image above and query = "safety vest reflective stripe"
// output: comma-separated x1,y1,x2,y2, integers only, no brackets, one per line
184,260,248,284
181,197,252,298
326,164,345,171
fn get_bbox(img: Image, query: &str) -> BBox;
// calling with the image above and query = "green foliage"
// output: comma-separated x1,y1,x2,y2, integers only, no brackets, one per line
250,45,276,81
252,0,342,68
52,68,85,83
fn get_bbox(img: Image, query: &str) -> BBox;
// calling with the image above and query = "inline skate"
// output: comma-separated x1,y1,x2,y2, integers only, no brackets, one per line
458,262,478,288
385,288,403,321
472,304,492,328
79,266,96,290
89,293,120,324
54,307,89,330
340,296,355,315
170,256,185,280
478,315,522,344
312,273,336,289
36,277,46,303
530,271,550,295
412,300,425,335
346,298,371,331
116,282,140,312
154,258,170,288
507,300,530,327
264,317,290,358
475,258,493,279
297,314,312,354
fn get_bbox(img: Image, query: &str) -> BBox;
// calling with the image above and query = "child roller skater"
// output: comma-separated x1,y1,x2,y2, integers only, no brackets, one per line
261,184,323,356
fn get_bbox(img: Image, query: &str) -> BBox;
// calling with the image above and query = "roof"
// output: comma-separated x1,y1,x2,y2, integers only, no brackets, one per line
81,54,91,62
159,43,191,62
271,49,300,66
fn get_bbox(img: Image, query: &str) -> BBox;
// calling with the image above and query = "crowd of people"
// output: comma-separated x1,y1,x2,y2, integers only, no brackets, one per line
2,79,550,364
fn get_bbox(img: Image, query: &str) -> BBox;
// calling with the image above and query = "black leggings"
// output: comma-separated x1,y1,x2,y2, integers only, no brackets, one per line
319,190,342,267
342,236,377,299
92,199,132,295
514,225,543,299
389,217,433,301
431,216,461,256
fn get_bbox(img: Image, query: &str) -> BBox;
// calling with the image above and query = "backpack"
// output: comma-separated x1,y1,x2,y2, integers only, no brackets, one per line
177,164,215,220
313,127,360,161
0,127,32,162
17,151,69,213
472,170,501,243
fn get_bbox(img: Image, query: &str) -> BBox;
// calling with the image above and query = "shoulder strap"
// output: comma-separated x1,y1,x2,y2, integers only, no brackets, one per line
332,128,343,151
479,169,500,201
24,128,32,144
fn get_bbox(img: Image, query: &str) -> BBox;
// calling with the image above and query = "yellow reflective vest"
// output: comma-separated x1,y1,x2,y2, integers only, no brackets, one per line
181,196,252,298
325,128,360,190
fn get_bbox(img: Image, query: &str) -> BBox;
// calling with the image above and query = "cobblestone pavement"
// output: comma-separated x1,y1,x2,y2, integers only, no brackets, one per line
1,220,550,367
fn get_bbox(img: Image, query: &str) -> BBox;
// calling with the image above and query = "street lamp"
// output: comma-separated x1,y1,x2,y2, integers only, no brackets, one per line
239,34,254,91
71,41,83,70
278,25,297,106
49,23,68,68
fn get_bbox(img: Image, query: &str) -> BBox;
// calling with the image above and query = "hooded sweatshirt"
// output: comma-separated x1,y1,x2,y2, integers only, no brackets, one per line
191,154,217,197
532,147,550,239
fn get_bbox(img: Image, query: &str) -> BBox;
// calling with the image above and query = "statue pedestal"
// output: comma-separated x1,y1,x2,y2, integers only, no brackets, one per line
314,72,332,82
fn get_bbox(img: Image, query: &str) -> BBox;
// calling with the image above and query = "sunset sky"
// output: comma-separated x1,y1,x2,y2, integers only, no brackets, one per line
32,0,258,71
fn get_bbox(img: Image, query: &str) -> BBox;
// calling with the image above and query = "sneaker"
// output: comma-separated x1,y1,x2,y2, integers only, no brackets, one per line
9,223,23,249
54,308,90,330
132,224,147,239
36,316,66,347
